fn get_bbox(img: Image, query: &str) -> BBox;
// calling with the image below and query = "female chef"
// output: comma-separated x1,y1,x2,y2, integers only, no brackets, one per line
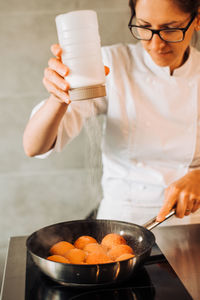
23,0,200,225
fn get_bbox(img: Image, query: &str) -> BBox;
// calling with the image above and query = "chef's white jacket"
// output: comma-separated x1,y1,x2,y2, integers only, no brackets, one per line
34,42,200,225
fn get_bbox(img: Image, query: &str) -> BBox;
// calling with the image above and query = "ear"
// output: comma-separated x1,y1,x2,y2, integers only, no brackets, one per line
194,8,200,31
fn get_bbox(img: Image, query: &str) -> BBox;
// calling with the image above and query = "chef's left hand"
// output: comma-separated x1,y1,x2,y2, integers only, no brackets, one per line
156,169,200,222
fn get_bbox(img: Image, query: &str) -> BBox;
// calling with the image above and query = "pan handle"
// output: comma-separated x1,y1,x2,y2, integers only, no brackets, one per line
143,209,176,231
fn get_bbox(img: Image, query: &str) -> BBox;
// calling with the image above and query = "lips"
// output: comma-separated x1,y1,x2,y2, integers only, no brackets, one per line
148,49,172,57
158,52,171,55
155,51,172,55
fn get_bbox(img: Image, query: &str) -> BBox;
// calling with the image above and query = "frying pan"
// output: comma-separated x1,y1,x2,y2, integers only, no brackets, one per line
26,210,175,287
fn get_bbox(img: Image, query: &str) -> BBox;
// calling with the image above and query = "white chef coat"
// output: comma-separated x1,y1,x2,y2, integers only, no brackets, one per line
34,42,200,225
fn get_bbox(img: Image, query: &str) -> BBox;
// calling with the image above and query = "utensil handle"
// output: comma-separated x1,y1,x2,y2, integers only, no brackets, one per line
143,209,176,231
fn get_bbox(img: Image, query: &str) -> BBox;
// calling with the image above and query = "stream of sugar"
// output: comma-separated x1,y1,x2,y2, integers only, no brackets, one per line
83,99,104,217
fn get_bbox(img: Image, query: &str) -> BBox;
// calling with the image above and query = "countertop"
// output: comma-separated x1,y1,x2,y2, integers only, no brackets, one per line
153,223,200,300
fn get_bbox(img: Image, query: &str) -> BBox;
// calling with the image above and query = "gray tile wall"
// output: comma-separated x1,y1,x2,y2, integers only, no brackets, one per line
0,0,200,289
0,0,133,286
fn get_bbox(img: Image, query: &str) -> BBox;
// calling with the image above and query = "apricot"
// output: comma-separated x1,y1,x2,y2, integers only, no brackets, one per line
108,244,134,261
50,241,74,256
86,252,113,264
47,255,70,264
74,235,97,250
116,253,135,261
101,233,127,250
47,233,135,265
84,243,106,254
65,248,86,264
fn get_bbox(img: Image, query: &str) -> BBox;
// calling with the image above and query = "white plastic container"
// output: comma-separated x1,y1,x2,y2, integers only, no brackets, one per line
55,10,106,101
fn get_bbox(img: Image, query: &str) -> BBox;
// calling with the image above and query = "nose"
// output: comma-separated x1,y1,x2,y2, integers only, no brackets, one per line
150,33,166,51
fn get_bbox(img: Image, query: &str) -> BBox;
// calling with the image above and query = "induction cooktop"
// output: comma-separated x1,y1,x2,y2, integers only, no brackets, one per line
0,236,193,300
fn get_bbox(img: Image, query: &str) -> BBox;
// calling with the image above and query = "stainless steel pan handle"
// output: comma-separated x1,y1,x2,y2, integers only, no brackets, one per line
143,209,176,231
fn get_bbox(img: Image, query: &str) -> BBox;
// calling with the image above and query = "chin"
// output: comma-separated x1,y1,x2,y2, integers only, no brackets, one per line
150,53,173,68
152,58,171,67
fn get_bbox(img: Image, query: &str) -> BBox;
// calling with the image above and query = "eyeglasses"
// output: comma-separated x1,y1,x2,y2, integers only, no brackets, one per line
128,14,196,43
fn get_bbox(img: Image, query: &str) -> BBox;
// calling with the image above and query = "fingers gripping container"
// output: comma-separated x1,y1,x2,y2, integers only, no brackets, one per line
55,10,106,101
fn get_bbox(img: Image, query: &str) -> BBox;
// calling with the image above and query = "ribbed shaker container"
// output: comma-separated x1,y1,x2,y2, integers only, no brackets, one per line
55,10,106,101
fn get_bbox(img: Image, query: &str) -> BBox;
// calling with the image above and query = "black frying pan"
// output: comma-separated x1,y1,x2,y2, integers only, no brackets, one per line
26,210,175,287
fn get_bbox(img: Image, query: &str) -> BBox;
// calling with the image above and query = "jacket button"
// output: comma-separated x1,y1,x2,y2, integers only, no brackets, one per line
137,161,144,167
152,80,156,85
179,163,186,168
139,184,146,190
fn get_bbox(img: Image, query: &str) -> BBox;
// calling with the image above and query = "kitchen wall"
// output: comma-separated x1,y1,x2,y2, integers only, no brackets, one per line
0,0,134,286
1,0,200,289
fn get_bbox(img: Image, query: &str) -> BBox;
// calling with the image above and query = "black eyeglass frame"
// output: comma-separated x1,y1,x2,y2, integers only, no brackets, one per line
128,13,196,43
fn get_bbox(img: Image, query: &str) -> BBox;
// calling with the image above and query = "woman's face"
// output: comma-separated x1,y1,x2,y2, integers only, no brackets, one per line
135,0,199,73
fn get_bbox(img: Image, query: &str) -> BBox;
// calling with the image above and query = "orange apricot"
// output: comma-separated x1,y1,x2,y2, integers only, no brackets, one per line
101,233,127,250
50,241,74,256
108,244,134,261
86,252,113,264
116,253,135,261
47,255,70,264
64,248,86,264
84,243,106,254
74,235,97,250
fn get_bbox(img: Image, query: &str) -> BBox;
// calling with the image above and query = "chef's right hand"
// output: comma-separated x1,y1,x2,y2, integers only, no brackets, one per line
43,44,110,104
43,44,70,103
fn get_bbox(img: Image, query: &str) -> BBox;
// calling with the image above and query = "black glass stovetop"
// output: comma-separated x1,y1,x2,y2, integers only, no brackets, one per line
25,244,192,300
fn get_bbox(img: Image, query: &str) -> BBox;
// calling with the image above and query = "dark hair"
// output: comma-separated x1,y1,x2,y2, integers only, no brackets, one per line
129,0,200,16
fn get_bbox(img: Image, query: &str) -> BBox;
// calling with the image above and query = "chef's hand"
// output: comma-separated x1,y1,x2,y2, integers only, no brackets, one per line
43,44,110,103
156,169,200,222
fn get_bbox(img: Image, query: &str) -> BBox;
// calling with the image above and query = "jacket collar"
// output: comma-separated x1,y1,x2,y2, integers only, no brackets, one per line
143,45,194,78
